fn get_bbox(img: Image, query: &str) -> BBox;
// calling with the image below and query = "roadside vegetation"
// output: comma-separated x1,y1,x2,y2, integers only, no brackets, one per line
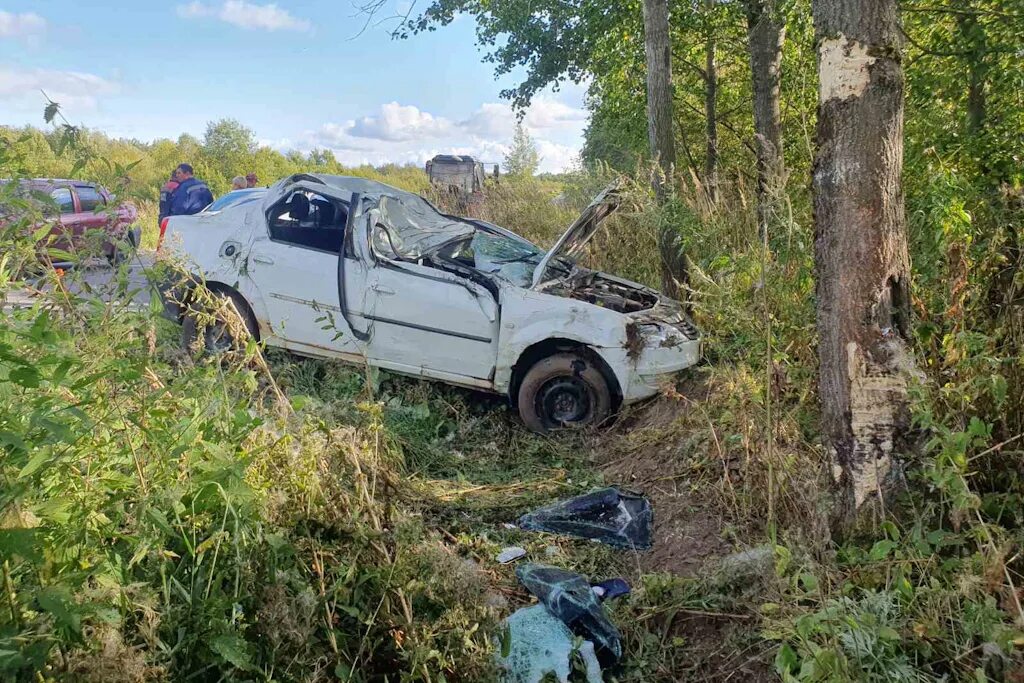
4,0,1024,675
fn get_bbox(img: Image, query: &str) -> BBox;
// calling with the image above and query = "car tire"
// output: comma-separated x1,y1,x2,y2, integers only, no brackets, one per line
107,229,139,267
181,290,256,356
106,247,126,267
517,352,613,433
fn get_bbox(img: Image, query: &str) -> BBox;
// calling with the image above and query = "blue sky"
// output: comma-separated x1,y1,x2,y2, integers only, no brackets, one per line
0,1,589,172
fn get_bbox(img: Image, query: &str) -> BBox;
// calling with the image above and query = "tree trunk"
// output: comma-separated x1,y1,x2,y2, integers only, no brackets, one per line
643,0,677,190
812,0,915,533
704,12,720,205
643,0,688,300
746,0,786,238
959,10,987,137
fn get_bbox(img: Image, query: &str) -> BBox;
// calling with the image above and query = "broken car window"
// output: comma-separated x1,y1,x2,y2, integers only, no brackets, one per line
371,223,399,260
375,194,476,259
467,231,544,287
268,191,347,253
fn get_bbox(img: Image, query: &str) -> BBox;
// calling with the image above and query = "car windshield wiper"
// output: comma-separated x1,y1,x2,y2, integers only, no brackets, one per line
492,253,541,265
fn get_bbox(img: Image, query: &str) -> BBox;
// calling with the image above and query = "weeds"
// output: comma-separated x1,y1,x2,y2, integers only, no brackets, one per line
4,110,1024,682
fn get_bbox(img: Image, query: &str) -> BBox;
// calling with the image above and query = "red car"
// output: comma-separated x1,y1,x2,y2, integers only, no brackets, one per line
1,179,141,266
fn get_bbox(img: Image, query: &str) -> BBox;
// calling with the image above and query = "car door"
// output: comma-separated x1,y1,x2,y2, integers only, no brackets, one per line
70,185,108,239
243,193,368,359
46,187,78,258
363,241,499,383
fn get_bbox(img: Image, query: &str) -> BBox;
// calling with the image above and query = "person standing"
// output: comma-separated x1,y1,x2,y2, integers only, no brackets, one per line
158,170,179,224
245,172,258,188
231,175,246,190
168,163,214,216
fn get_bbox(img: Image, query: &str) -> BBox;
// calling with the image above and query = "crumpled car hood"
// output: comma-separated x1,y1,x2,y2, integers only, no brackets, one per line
531,181,621,290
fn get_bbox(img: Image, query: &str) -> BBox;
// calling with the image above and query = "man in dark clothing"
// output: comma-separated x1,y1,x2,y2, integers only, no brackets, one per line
168,163,214,216
158,171,179,224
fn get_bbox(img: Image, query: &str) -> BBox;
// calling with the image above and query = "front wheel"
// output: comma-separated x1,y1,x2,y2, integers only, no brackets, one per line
516,353,613,433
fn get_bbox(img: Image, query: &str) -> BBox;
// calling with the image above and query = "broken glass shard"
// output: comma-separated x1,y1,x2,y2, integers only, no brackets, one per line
518,487,652,550
497,604,603,683
515,563,623,662
497,546,528,564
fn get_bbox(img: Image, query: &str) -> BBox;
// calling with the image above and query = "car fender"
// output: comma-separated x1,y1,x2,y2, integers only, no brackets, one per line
494,286,629,394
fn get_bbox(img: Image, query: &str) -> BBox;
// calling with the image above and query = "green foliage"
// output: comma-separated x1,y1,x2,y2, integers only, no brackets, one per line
0,139,499,682
0,120,430,208
503,123,541,177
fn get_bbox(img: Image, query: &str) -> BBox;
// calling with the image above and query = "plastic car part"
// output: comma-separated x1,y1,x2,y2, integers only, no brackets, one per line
337,192,370,342
514,563,622,663
592,578,631,601
518,486,653,550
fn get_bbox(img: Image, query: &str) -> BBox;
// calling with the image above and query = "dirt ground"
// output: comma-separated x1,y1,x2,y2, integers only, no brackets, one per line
596,377,732,577
594,377,778,681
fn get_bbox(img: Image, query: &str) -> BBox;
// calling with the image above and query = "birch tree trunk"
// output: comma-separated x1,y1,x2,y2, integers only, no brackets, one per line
643,0,688,300
746,0,786,237
812,0,916,532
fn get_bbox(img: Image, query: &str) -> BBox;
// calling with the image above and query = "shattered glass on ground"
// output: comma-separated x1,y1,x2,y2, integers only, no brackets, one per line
497,605,603,683
514,563,623,662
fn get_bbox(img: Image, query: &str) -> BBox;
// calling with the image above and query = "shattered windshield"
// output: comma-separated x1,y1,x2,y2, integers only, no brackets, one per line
438,230,574,288
376,194,476,259
470,231,545,287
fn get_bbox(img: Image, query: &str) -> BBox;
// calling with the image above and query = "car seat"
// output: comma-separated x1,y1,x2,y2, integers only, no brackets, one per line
289,193,310,222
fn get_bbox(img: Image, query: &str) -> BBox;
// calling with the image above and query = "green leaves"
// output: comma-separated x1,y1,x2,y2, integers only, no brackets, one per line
774,642,798,676
43,101,60,125
210,632,255,671
868,539,897,562
0,528,41,563
36,587,82,636
18,448,54,479
7,366,39,388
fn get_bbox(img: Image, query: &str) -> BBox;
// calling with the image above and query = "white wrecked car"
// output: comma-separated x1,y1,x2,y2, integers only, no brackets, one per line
160,174,700,431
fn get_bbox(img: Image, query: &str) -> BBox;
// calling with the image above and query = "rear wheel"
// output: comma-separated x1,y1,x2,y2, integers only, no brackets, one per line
517,352,613,433
181,290,256,356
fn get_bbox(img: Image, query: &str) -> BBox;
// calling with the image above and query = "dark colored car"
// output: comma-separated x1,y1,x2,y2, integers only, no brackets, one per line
1,178,141,266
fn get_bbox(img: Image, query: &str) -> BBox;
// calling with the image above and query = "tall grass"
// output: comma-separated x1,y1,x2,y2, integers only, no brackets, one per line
5,131,1024,681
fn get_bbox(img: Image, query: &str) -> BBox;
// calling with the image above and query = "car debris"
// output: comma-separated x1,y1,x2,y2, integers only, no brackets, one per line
498,564,629,682
515,563,623,662
497,546,528,564
591,578,631,601
159,173,701,433
498,604,603,683
518,486,653,550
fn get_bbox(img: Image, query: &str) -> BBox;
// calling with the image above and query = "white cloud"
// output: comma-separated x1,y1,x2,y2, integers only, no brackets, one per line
460,97,587,139
0,11,46,42
176,1,208,18
459,102,513,139
524,98,588,130
177,1,311,32
0,65,120,112
535,139,581,174
348,102,453,141
256,90,586,173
